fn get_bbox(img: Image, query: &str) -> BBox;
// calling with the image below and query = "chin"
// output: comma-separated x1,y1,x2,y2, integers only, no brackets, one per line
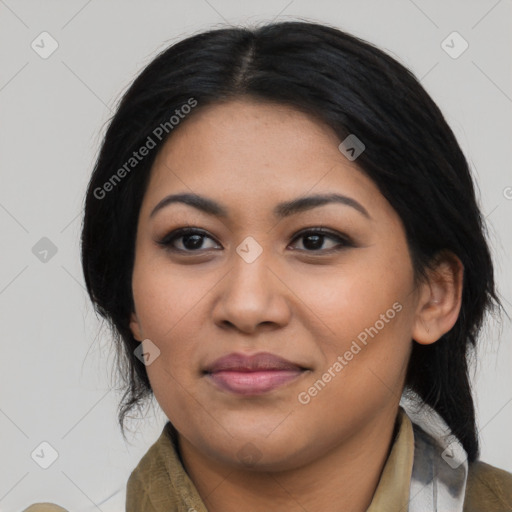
203,426,314,471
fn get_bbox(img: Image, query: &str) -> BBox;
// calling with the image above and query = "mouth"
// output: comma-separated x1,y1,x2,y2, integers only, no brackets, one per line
203,352,309,396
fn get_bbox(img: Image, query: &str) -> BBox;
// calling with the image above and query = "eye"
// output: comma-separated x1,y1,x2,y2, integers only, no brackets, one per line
288,228,352,252
157,228,221,252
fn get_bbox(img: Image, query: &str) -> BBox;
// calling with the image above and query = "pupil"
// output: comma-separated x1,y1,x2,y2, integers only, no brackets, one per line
183,234,203,249
304,234,322,250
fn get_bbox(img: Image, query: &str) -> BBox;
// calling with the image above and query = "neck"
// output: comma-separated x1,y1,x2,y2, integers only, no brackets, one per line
177,406,400,512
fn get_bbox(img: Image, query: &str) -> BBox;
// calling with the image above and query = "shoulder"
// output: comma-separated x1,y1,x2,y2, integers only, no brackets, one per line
464,460,512,512
126,422,183,511
126,430,170,510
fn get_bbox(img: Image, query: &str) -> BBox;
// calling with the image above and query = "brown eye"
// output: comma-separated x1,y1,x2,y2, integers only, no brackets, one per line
157,228,221,252
289,228,353,252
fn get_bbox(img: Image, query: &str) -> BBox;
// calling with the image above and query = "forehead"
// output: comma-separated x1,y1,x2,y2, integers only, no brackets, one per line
151,99,340,175
140,99,389,220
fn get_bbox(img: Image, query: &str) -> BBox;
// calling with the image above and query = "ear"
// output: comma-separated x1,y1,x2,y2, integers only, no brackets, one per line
129,311,144,342
412,250,464,345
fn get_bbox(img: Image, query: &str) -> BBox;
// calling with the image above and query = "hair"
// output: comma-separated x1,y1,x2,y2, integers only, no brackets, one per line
80,20,503,461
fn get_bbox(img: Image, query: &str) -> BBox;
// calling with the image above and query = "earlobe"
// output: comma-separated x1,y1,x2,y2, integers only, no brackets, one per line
129,311,143,342
411,251,464,346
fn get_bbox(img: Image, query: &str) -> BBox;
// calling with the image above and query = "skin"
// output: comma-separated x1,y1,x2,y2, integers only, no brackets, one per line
129,98,463,512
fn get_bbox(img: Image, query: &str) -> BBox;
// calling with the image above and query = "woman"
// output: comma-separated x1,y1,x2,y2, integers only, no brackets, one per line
77,20,511,511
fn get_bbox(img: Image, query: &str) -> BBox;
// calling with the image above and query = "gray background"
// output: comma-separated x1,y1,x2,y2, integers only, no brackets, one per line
0,0,511,510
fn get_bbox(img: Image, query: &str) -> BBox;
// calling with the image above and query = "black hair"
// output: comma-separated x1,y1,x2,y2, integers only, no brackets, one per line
80,20,503,461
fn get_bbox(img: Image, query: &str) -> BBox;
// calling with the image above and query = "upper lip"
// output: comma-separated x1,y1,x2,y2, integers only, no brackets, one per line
203,352,306,373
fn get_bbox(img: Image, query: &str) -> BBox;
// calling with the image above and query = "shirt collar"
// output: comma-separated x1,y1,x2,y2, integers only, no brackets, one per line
367,407,415,511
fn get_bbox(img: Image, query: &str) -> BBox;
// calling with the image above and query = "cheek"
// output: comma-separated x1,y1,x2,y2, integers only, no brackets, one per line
131,258,209,402
301,247,414,392
132,252,207,341
132,263,205,422
295,294,412,430
307,250,413,343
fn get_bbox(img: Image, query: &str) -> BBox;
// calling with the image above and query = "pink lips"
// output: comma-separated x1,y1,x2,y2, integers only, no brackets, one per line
203,352,306,395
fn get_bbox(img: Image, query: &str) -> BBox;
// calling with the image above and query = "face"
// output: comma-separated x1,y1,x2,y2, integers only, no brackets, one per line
129,99,427,471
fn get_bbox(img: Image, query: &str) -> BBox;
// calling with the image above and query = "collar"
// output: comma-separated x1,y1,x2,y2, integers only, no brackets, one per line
367,407,415,511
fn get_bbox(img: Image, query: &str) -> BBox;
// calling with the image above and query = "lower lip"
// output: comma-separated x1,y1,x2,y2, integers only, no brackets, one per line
206,370,304,395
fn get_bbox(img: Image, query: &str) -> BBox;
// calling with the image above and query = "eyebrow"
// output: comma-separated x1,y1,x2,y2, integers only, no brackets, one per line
149,192,371,220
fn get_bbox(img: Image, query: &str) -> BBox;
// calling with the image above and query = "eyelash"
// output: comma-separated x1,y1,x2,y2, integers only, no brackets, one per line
156,227,354,255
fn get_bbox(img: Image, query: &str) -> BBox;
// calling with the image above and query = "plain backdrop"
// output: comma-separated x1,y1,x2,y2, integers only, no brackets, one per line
0,1,511,510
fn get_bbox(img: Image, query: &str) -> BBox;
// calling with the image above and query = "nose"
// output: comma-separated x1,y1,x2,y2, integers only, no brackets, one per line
211,247,292,334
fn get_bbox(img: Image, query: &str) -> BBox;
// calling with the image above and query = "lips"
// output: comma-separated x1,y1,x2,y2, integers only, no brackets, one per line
203,352,308,395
